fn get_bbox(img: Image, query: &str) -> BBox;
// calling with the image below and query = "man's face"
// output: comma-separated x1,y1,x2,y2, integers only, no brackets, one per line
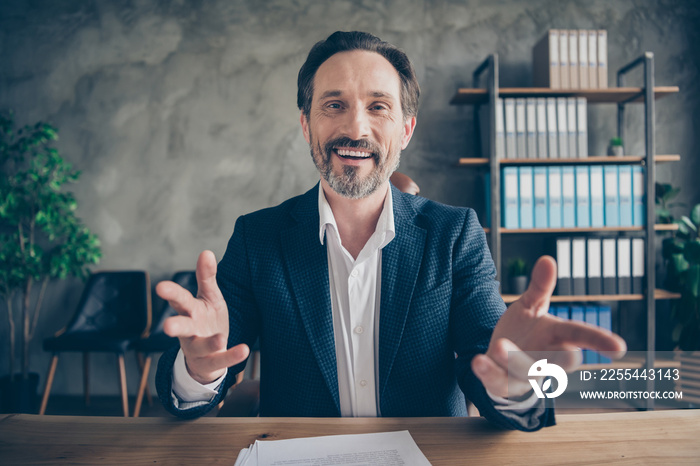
301,50,416,199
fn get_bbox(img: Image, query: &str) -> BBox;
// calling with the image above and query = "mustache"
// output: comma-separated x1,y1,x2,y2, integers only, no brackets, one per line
324,136,382,158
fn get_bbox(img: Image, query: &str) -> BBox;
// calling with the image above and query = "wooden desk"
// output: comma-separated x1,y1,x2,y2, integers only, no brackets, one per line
1,411,698,464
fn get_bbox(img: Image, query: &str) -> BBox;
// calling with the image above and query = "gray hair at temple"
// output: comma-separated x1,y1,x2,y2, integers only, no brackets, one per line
297,31,421,120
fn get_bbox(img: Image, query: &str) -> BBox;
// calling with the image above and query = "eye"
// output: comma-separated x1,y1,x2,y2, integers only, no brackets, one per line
370,104,387,111
324,102,343,110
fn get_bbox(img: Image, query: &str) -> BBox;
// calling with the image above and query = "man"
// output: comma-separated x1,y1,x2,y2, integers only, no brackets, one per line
156,31,625,430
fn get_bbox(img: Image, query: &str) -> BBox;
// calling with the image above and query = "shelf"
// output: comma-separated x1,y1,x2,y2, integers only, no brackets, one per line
450,86,680,105
499,224,678,234
457,155,680,166
501,289,680,304
580,355,679,371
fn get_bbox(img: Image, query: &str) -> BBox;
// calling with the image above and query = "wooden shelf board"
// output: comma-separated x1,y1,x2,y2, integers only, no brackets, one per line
499,224,677,233
501,289,680,304
450,86,679,105
457,155,680,166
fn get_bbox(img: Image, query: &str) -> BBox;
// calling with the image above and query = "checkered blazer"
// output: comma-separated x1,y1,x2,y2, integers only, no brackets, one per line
157,184,554,431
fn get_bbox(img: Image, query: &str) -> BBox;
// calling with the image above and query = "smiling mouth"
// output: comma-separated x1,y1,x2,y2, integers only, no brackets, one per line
334,148,374,160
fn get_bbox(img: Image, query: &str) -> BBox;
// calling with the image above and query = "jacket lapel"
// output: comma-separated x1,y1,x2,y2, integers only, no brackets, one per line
281,184,340,414
378,186,427,400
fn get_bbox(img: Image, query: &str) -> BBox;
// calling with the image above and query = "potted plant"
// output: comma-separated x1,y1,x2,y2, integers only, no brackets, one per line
0,111,102,413
507,258,529,295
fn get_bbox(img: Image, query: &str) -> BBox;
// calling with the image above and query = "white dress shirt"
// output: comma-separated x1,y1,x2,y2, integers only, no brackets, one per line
171,183,538,414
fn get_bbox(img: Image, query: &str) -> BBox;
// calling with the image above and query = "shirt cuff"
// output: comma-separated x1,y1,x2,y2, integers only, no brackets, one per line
171,349,227,408
486,385,541,415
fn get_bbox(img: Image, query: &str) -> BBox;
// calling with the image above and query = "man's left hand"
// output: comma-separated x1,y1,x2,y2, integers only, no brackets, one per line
471,255,627,399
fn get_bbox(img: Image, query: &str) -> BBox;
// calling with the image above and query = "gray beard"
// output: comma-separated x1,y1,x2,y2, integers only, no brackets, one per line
309,138,400,200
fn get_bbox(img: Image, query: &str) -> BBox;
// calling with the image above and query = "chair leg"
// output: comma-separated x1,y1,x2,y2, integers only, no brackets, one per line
83,352,90,407
136,353,153,406
133,355,152,417
39,355,59,415
117,355,129,417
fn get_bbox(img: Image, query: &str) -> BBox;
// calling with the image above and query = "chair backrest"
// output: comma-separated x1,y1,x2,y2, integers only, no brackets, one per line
63,271,151,337
150,271,197,335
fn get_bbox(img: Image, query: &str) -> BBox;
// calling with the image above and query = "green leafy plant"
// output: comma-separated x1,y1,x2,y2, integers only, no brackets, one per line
609,137,623,147
662,203,700,351
0,111,102,380
507,258,529,277
655,182,686,224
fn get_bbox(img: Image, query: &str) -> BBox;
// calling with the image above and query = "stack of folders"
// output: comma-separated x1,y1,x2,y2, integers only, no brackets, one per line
533,29,608,89
555,237,645,297
481,97,587,159
500,164,645,229
548,305,613,364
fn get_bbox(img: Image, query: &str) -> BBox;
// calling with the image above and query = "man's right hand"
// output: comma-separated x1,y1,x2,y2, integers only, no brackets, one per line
156,250,250,385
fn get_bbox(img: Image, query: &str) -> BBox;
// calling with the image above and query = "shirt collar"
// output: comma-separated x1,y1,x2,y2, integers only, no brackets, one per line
318,183,395,250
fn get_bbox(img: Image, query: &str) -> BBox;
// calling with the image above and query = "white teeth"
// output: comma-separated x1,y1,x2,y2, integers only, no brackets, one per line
337,149,371,158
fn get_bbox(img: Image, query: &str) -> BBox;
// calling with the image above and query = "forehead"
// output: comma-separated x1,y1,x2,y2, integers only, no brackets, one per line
313,50,401,102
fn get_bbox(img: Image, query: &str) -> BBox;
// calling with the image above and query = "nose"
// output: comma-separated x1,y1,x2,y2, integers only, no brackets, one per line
342,106,371,141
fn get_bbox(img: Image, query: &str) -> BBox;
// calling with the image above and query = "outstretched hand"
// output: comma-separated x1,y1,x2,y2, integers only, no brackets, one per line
472,256,627,399
156,250,249,385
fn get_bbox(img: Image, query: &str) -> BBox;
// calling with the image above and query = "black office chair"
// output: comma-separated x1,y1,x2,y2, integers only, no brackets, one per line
131,271,196,417
39,271,151,417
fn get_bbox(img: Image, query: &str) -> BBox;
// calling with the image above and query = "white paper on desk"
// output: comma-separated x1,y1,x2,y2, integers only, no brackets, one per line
240,430,431,466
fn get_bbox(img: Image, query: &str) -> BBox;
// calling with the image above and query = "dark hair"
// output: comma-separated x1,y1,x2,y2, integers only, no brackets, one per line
297,31,420,119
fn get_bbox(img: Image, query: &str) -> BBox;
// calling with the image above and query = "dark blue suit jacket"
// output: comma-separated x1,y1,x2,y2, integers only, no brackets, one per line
157,184,554,430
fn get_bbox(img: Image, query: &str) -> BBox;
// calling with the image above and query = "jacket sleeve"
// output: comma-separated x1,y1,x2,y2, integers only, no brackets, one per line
450,208,555,431
156,215,260,419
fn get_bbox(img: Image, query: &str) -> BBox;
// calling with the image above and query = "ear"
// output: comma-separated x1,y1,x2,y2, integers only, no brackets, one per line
401,116,417,150
300,112,311,144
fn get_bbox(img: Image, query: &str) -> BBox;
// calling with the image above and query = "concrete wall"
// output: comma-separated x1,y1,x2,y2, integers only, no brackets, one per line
1,0,698,396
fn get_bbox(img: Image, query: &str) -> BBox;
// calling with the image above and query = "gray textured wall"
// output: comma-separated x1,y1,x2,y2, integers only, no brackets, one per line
1,0,698,397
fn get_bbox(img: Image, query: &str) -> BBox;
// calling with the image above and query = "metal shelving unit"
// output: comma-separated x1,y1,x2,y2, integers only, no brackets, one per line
454,52,680,410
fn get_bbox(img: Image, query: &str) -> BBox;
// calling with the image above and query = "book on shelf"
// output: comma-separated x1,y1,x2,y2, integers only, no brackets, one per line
617,237,632,294
526,97,538,159
533,29,560,89
575,166,590,227
567,97,577,158
504,98,516,158
502,167,519,228
557,98,569,158
572,238,587,295
618,165,633,226
587,238,603,295
534,166,548,228
561,166,576,227
589,165,604,227
519,166,534,228
631,238,645,294
569,30,579,89
548,166,562,228
536,98,548,158
632,166,645,226
578,29,589,88
478,97,505,159
546,98,558,158
532,29,608,89
556,238,572,295
604,165,619,227
588,30,597,88
576,97,588,157
597,29,608,88
515,98,527,159
602,237,617,294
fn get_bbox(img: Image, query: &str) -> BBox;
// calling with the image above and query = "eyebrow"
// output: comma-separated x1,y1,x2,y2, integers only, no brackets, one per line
317,90,397,100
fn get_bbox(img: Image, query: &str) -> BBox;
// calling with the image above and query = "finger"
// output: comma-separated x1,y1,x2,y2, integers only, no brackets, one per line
190,343,251,373
518,255,557,315
196,250,224,303
162,315,196,338
487,338,538,382
471,354,533,399
156,281,198,317
552,320,627,358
